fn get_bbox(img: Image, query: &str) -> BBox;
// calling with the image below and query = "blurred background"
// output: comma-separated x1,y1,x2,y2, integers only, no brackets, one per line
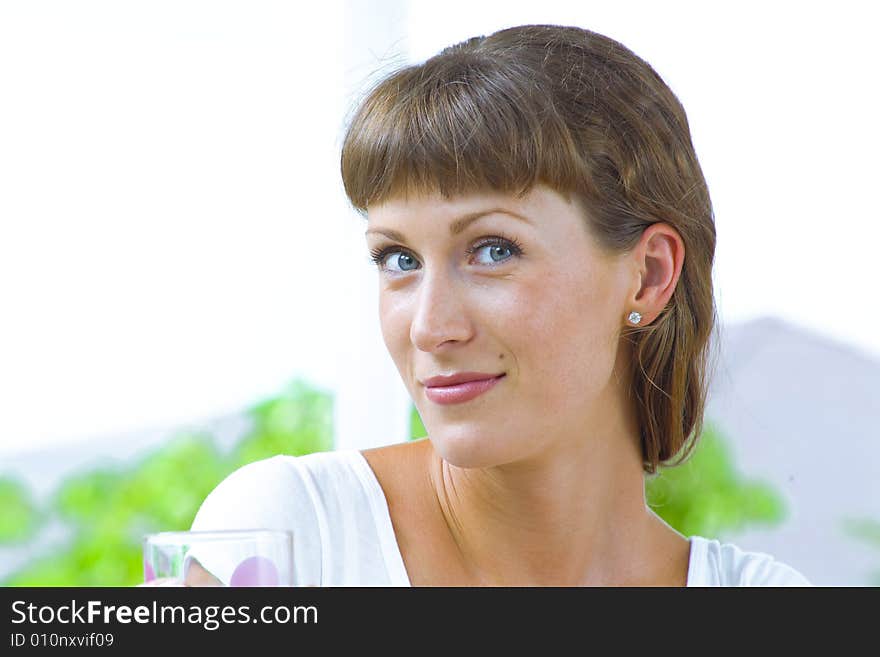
1,0,877,586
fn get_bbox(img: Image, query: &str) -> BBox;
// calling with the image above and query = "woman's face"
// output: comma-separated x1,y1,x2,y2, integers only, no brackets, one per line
365,184,637,468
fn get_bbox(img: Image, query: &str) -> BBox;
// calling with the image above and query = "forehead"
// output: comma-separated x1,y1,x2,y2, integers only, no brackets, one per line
365,185,575,236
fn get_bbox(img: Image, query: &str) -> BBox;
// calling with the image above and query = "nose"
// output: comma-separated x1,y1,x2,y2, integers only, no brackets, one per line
409,270,474,352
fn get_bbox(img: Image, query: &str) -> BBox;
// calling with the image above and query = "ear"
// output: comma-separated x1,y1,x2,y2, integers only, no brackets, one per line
627,222,685,325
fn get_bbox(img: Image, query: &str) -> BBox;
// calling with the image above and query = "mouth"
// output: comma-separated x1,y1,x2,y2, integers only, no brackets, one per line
422,371,506,388
423,374,505,405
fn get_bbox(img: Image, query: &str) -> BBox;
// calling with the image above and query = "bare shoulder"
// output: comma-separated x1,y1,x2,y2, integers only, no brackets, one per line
360,437,431,483
359,438,453,585
359,438,435,524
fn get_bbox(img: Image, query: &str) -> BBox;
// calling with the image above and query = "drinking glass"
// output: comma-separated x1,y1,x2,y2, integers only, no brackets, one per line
143,530,294,586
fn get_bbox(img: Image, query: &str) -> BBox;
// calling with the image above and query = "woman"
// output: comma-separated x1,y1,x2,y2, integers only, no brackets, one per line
191,24,810,586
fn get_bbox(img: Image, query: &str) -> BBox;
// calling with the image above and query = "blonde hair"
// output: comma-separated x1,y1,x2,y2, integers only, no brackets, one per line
340,24,718,474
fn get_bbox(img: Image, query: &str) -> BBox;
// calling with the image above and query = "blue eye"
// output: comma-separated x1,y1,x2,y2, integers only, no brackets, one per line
368,235,524,274
471,240,516,265
371,250,420,272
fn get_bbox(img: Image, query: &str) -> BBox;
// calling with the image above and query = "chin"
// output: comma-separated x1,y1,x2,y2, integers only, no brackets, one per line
426,429,516,470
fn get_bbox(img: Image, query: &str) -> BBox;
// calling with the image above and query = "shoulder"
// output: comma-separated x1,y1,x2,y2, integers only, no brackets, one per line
360,438,432,503
689,536,812,587
361,438,430,479
190,450,387,586
190,450,367,532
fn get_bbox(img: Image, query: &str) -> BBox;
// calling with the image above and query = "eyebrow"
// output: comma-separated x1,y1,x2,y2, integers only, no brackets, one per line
364,209,531,241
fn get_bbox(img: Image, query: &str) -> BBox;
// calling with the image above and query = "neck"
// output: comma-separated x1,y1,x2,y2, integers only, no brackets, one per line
425,435,680,586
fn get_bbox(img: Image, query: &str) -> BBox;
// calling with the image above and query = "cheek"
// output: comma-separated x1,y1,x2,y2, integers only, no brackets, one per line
511,271,619,406
378,293,406,353
377,292,421,391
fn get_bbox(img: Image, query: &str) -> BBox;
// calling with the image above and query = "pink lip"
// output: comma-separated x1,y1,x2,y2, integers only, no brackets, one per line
424,374,505,405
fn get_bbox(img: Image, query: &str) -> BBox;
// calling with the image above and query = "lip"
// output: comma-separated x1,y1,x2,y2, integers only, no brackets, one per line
423,374,505,405
422,371,505,387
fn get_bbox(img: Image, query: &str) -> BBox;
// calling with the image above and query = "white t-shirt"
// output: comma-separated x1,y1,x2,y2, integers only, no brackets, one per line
190,449,811,587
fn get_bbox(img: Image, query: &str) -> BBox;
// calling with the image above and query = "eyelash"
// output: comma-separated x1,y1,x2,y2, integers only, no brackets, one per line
368,234,525,273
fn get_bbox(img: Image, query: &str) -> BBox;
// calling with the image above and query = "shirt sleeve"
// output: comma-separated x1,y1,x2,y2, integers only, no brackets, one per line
737,554,813,586
694,537,813,586
188,455,323,586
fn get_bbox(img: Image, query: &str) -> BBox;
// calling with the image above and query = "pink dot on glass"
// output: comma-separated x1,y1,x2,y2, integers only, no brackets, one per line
144,561,156,583
230,556,279,587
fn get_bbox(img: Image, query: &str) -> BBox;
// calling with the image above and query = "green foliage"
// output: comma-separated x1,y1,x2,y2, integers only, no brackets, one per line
120,433,233,531
646,422,787,537
52,433,232,535
409,404,427,440
5,434,235,587
840,517,880,585
54,469,125,527
3,533,144,588
842,517,880,544
232,379,333,467
0,477,42,543
1,377,334,587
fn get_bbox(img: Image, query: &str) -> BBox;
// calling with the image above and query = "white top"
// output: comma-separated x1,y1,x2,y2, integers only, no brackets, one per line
190,449,812,587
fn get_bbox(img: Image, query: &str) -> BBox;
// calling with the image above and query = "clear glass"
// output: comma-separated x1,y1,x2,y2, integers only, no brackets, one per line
143,530,295,586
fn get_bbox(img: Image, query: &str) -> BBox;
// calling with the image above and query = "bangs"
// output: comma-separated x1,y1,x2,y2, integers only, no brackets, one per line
340,55,586,213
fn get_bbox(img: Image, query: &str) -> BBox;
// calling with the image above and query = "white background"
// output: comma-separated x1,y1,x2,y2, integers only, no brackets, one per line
1,0,877,458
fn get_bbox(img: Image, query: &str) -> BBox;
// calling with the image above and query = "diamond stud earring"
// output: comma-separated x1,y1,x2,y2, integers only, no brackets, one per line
628,311,642,325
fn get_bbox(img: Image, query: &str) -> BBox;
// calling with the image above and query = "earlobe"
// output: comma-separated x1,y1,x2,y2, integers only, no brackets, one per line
628,223,685,326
